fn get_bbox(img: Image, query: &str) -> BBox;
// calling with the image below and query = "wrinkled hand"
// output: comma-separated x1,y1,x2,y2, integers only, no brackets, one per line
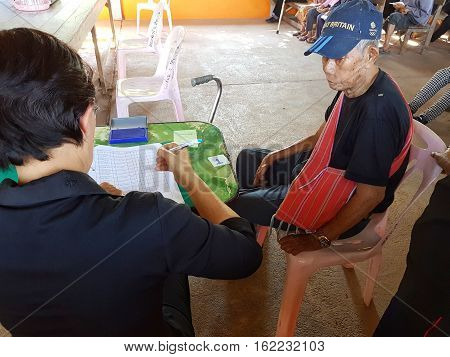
432,148,450,176
253,153,277,187
156,143,195,183
100,182,123,196
279,233,322,256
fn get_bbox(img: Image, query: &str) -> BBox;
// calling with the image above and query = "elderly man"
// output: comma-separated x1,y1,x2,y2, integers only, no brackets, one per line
382,0,434,53
229,0,412,254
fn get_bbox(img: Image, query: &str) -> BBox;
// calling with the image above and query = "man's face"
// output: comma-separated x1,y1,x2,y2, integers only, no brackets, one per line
321,46,368,92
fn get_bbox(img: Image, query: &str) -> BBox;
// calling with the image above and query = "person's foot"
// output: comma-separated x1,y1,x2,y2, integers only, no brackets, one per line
306,37,316,43
298,35,309,41
265,16,279,23
293,31,302,36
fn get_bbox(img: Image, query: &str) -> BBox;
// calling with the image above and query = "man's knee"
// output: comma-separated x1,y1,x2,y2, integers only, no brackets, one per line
237,148,270,166
386,12,407,30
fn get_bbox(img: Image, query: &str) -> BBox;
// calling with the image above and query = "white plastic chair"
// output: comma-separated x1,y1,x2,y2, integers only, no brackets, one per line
116,26,185,121
257,121,446,336
137,0,172,34
117,2,164,80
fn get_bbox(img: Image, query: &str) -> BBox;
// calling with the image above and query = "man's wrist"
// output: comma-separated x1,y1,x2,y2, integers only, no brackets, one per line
318,227,338,241
313,230,332,248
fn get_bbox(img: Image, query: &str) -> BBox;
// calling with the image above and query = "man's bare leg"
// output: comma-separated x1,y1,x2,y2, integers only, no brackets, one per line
383,23,396,51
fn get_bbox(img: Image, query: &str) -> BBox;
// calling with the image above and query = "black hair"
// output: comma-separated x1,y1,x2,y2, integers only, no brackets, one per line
0,28,95,169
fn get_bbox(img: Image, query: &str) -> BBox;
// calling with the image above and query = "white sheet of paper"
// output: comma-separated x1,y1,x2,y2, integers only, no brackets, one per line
208,154,230,168
173,130,199,148
88,144,184,204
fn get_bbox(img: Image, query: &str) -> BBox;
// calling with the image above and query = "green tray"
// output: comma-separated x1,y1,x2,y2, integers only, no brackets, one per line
94,121,238,206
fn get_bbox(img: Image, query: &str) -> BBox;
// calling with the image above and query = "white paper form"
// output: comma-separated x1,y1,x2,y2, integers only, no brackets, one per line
88,144,184,204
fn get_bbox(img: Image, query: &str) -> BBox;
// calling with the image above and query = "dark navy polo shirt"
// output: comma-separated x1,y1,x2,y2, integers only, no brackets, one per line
0,170,261,336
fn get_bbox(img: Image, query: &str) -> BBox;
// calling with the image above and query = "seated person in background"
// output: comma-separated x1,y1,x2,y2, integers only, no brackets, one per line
431,0,450,42
410,66,450,124
312,0,350,40
382,0,434,53
374,147,450,337
292,0,324,37
298,0,340,42
0,28,262,337
266,0,308,23
229,0,412,254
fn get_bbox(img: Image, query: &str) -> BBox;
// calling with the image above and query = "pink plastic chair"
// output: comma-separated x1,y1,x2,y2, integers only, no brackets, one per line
116,26,185,121
117,2,164,80
137,0,172,34
257,121,446,336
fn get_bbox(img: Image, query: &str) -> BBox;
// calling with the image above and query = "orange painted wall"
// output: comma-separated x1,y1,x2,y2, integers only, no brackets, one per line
100,0,271,20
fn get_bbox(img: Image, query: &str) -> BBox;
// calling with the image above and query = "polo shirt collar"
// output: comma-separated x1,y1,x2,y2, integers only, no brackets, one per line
0,170,109,207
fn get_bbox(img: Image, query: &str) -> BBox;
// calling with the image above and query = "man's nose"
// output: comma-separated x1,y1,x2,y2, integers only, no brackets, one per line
323,58,336,75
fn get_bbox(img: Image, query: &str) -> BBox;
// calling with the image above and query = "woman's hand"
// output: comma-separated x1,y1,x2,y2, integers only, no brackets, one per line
253,152,279,187
279,233,322,255
156,143,197,186
100,182,123,196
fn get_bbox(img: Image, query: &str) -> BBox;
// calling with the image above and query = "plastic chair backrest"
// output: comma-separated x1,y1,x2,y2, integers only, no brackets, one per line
145,0,171,10
146,1,164,50
155,26,185,88
386,121,446,235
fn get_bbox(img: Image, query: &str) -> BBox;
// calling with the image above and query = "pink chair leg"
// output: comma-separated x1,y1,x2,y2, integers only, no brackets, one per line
117,52,127,80
363,251,382,306
276,256,314,337
116,96,131,118
171,87,185,121
256,226,269,246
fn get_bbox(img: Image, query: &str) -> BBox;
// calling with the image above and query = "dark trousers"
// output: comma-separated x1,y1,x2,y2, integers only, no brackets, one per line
373,270,450,336
431,15,450,42
272,0,306,17
374,177,450,337
306,8,320,31
228,148,309,227
228,149,369,238
163,274,195,336
316,15,326,38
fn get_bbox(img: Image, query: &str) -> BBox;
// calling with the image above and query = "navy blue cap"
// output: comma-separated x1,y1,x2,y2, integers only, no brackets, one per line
305,0,383,59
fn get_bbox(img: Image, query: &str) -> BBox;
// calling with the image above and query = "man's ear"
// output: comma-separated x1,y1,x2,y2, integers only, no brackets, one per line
79,105,93,136
367,45,379,63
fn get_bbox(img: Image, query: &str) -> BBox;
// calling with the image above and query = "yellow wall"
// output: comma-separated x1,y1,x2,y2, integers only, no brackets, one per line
100,0,270,20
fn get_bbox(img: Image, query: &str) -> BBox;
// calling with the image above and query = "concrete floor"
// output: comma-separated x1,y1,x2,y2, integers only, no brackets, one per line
1,19,448,337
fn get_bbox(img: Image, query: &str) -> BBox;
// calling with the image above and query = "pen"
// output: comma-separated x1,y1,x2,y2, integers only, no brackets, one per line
169,139,203,153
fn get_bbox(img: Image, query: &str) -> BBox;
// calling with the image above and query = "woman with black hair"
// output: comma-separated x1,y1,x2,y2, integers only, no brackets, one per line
0,28,262,337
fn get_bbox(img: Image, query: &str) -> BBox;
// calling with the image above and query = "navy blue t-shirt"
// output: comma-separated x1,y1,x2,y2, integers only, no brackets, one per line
325,70,411,213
